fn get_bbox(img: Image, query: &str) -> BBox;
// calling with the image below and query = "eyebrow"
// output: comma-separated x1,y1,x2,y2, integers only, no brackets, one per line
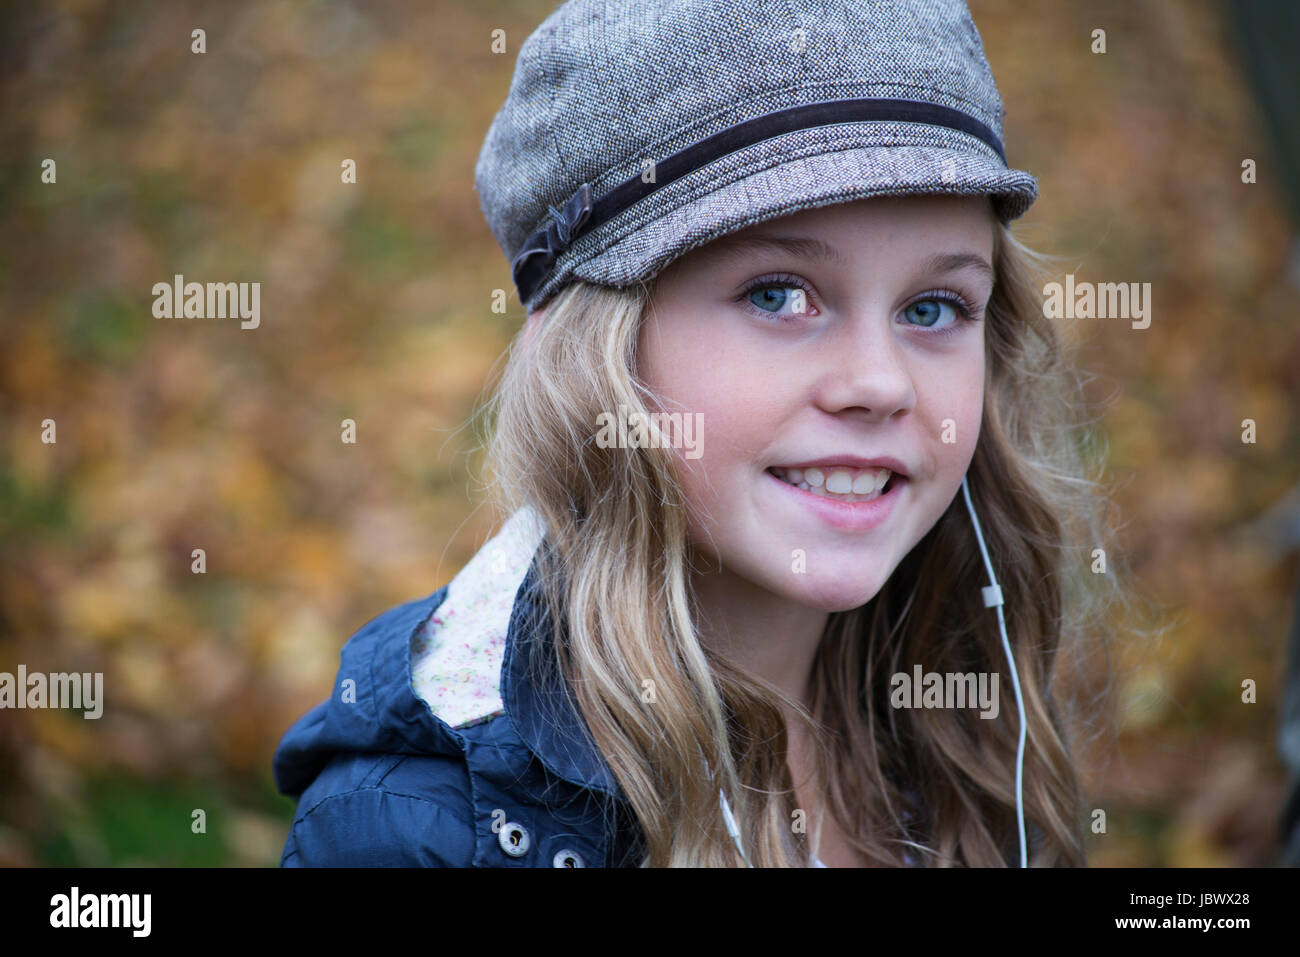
697,233,994,282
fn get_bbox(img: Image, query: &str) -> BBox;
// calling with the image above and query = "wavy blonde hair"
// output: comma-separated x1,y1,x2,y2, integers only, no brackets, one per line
478,217,1128,867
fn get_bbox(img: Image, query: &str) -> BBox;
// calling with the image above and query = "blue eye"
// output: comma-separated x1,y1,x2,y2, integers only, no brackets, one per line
902,292,981,334
904,298,959,328
750,287,792,311
738,274,814,321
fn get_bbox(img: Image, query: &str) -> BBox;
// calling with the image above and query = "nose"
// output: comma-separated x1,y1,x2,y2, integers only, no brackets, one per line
813,308,917,419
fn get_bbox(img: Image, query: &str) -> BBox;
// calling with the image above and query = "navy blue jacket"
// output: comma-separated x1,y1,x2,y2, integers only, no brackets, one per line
273,512,646,867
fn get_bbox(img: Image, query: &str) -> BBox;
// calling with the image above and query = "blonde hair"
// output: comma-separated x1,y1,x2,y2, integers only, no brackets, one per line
478,218,1128,866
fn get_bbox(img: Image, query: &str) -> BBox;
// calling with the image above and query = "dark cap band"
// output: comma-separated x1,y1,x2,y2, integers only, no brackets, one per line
510,97,1006,306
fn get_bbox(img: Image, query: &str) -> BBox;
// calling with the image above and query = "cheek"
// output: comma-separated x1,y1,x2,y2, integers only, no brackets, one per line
963,355,986,452
943,358,985,468
916,349,984,474
640,316,775,488
671,397,759,520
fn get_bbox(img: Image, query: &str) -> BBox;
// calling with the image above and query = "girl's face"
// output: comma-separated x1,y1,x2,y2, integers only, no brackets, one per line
638,195,995,613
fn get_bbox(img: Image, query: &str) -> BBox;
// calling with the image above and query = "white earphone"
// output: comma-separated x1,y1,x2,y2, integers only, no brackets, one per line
719,472,1029,867
960,472,1029,868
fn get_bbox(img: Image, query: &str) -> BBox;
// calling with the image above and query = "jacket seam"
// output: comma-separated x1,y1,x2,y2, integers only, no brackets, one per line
364,754,406,788
289,787,474,867
294,782,470,825
466,735,485,866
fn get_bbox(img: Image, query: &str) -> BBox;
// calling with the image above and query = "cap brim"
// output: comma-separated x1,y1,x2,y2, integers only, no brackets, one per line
532,143,1035,310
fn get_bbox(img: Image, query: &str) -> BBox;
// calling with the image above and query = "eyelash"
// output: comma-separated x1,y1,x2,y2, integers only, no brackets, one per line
735,273,983,336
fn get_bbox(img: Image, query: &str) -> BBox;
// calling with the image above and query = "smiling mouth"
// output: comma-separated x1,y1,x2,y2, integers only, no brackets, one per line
766,465,901,503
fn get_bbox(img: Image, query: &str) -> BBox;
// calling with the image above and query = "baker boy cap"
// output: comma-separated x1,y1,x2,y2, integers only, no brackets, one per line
475,0,1037,314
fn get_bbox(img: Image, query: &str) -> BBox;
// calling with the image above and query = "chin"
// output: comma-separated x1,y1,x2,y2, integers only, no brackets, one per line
787,575,888,614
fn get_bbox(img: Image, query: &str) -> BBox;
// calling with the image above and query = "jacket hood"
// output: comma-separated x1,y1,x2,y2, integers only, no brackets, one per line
272,507,623,803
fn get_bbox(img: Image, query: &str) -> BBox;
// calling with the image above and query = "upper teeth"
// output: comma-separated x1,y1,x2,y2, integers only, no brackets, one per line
771,466,892,497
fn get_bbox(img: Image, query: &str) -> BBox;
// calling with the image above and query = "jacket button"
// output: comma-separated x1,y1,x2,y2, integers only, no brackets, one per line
498,822,531,857
552,849,585,868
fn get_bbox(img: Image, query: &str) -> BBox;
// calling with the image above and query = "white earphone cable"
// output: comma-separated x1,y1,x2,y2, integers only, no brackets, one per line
961,473,1028,868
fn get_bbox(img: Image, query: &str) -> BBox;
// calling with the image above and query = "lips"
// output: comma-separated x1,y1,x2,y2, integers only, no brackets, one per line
764,464,904,532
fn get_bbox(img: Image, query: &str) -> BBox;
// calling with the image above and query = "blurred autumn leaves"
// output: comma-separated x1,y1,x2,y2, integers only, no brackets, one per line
1,0,515,865
0,0,1297,866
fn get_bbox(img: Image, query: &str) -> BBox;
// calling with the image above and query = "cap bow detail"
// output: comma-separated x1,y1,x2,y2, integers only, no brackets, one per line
510,183,594,300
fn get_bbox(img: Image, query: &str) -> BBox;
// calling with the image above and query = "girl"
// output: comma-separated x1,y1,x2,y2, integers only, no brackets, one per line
275,0,1124,867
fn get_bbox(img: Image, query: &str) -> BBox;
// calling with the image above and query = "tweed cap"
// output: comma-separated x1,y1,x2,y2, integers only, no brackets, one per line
475,0,1037,314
